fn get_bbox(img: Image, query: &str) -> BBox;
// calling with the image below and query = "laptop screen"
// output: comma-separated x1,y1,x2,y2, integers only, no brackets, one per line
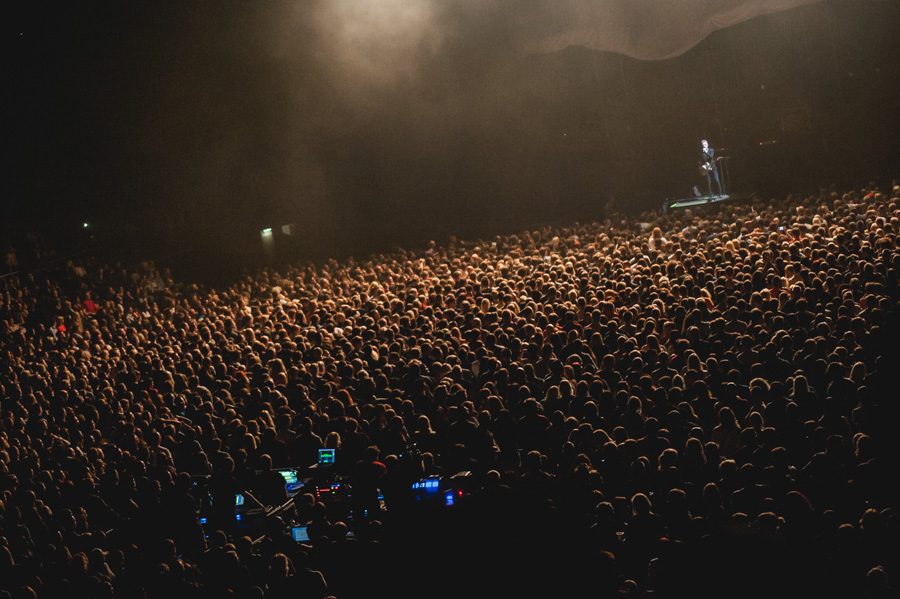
318,448,336,465
278,469,299,485
292,526,310,542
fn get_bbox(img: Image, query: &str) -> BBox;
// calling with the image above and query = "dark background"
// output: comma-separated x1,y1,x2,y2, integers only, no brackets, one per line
9,0,900,275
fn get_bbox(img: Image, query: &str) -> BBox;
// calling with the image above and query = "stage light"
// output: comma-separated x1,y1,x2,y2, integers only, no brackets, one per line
260,227,275,254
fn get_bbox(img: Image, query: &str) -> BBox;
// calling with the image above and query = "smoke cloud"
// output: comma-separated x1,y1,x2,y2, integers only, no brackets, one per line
18,0,896,268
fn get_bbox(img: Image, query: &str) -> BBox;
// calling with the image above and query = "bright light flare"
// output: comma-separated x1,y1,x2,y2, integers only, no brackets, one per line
313,0,443,83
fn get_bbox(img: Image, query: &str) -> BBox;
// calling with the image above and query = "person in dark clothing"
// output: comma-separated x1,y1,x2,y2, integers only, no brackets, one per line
351,446,387,522
700,139,724,196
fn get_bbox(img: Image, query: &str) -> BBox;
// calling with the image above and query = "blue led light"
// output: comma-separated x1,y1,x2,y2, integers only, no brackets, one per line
199,517,208,525
235,514,242,521
444,491,455,506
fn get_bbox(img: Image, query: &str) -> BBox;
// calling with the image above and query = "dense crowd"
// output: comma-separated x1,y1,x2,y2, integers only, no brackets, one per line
1,184,898,598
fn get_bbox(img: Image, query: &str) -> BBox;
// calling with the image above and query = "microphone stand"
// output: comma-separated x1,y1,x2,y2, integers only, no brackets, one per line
715,148,730,196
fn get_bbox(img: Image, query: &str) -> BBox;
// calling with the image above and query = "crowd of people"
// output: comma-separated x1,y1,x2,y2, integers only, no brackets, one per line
1,183,898,598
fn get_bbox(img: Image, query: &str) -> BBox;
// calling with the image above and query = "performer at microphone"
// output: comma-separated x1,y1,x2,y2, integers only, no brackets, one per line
699,139,723,197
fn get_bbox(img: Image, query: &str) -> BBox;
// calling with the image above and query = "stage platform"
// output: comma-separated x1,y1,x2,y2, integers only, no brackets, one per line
663,192,755,211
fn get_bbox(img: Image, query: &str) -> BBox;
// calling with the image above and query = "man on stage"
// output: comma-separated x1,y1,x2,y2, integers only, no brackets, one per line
700,139,723,197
